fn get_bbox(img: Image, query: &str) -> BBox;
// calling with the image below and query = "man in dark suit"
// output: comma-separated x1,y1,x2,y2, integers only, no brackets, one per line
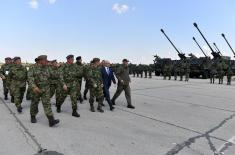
101,60,116,111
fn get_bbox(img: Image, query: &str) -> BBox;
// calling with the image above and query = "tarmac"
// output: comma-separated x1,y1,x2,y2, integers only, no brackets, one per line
0,76,235,155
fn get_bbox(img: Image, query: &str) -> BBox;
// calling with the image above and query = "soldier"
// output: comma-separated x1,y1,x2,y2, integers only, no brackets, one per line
144,65,148,78
26,58,39,100
185,60,190,82
226,67,233,85
111,59,135,109
8,57,27,113
49,60,61,99
179,60,185,81
28,55,59,127
87,58,105,113
148,65,153,78
56,55,81,117
76,56,84,103
209,63,217,84
217,60,224,84
173,63,179,81
0,57,12,100
83,61,93,100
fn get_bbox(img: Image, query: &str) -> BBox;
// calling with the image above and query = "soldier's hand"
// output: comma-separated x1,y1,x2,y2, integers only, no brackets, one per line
94,84,97,88
33,87,41,94
63,84,68,91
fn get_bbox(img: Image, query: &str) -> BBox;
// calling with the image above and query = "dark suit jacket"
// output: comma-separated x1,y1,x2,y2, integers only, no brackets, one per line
101,67,116,88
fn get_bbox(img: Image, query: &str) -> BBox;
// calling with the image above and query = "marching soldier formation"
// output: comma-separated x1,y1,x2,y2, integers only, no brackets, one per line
0,55,135,127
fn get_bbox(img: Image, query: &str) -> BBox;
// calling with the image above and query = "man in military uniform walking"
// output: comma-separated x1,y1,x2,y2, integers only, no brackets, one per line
87,58,105,113
0,57,12,100
76,56,84,103
8,57,27,113
111,59,135,109
28,55,59,127
56,55,82,117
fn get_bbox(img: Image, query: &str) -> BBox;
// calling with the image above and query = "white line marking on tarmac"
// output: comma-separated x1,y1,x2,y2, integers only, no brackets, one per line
216,136,235,155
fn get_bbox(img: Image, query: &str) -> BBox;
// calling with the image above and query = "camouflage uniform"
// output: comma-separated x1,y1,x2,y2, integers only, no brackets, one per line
209,63,217,84
185,61,190,82
49,65,61,99
83,64,92,100
57,62,83,113
28,63,54,118
226,67,233,85
217,62,224,84
8,62,27,111
75,62,84,103
180,61,185,81
87,64,104,112
0,61,13,100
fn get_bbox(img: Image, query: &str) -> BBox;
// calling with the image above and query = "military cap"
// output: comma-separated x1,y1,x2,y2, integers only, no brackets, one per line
35,58,39,62
76,56,82,61
122,59,129,62
92,58,100,63
13,57,21,62
51,60,57,63
37,55,47,60
5,57,11,60
66,54,74,59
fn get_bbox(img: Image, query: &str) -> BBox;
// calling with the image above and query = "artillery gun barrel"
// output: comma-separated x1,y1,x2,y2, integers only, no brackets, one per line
160,29,186,59
221,33,235,57
192,37,208,57
213,43,223,56
193,23,219,58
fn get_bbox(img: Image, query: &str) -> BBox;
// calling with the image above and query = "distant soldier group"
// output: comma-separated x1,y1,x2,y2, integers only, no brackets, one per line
0,55,135,127
131,64,153,78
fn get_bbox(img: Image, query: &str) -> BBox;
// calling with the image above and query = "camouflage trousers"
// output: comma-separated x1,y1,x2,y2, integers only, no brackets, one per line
26,86,32,100
2,80,9,96
50,83,60,99
30,87,53,117
12,86,26,108
83,81,90,97
56,83,79,110
227,76,232,85
89,86,104,106
112,83,132,106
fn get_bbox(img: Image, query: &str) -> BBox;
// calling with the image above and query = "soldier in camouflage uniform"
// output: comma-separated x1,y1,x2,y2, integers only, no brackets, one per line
87,58,105,113
83,62,93,100
226,67,233,85
173,63,179,81
185,60,190,82
49,60,61,100
76,56,84,103
144,65,148,78
8,57,27,113
28,55,59,127
217,60,224,84
209,62,217,84
0,57,12,100
179,60,185,81
148,65,153,78
56,55,82,117
111,59,135,109
26,58,39,100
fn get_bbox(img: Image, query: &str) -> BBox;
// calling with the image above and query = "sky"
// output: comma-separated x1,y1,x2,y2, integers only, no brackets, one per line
0,0,235,64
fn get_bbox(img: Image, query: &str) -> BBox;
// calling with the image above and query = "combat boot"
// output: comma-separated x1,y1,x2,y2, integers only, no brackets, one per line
90,103,95,112
31,116,37,123
97,104,104,113
56,105,61,113
17,106,23,113
83,94,87,100
4,93,8,100
127,104,135,109
47,116,60,127
11,96,14,103
72,110,80,117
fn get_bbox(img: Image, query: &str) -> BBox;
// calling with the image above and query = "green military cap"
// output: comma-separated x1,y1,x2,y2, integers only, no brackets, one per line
66,54,74,59
5,57,11,60
37,55,47,60
122,59,129,62
13,57,21,62
92,58,100,63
